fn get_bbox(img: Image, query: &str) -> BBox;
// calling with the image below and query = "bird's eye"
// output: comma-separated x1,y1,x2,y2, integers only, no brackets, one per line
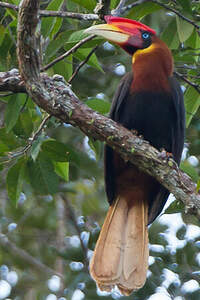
142,32,150,39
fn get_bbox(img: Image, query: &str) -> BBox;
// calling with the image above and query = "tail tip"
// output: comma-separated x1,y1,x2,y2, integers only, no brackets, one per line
97,283,113,293
96,281,145,296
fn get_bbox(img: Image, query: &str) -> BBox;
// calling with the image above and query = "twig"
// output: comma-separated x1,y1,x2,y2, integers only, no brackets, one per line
0,2,99,20
63,195,89,268
0,233,63,278
113,0,149,15
152,0,200,33
116,0,127,10
55,195,66,290
1,0,199,35
0,2,18,11
27,114,51,146
68,46,98,84
0,69,24,94
174,71,200,94
114,0,127,13
20,94,29,112
11,0,200,220
40,35,96,72
0,114,51,164
39,11,99,20
94,0,111,17
176,64,200,68
1,1,199,219
0,92,14,97
2,70,200,217
0,69,25,93
117,0,200,34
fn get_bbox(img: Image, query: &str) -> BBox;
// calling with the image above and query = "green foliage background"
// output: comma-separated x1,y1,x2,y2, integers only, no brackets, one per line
0,0,200,299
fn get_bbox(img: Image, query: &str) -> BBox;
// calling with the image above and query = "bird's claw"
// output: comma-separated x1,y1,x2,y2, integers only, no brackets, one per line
158,149,173,161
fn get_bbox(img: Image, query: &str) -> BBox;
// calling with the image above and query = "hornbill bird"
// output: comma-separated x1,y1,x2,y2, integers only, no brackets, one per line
85,16,185,295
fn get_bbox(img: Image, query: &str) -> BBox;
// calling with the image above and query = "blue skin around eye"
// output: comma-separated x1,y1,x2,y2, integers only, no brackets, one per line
142,33,149,39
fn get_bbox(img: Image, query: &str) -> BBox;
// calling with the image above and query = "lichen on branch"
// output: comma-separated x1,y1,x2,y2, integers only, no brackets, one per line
2,0,199,220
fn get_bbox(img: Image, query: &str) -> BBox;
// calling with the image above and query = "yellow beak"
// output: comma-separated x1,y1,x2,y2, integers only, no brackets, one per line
84,24,130,44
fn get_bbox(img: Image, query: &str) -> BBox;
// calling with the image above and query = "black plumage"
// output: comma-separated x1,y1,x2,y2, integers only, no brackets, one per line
105,72,185,223
85,16,186,294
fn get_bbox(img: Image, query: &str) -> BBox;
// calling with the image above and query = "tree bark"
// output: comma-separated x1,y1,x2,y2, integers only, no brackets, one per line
1,0,199,219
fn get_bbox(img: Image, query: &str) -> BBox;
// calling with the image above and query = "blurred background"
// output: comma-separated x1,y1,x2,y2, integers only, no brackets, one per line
0,0,200,299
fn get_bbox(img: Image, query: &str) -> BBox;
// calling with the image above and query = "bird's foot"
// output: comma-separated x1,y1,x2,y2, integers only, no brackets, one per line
158,148,173,161
131,129,138,135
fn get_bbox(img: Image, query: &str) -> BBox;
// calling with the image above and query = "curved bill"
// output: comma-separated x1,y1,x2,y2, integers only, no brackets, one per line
84,24,130,44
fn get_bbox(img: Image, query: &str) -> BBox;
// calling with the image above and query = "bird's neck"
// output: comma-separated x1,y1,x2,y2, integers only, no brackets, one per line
131,39,173,93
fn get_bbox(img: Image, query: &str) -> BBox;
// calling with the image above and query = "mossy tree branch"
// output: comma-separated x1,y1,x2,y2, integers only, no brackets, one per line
2,0,199,220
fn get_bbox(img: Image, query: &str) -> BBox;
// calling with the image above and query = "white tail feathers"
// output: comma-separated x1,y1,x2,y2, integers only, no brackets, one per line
90,191,149,296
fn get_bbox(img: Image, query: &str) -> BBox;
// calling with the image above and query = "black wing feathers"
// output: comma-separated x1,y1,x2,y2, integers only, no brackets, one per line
105,73,133,204
110,72,133,120
148,77,185,223
105,72,185,223
169,76,185,164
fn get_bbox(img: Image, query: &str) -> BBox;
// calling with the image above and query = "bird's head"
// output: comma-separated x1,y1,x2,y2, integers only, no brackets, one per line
84,16,156,55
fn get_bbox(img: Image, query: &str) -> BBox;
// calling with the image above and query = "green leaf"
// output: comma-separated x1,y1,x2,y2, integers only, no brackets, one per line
174,52,196,64
53,54,73,81
85,98,110,114
27,153,59,195
127,2,160,20
0,143,9,155
41,0,64,37
182,212,200,226
5,94,27,132
0,128,20,153
177,0,192,14
196,179,200,193
0,33,13,68
110,0,119,9
185,29,197,48
180,160,199,182
31,135,45,161
70,0,96,10
88,138,101,161
185,29,200,49
0,24,5,46
54,161,69,181
41,140,79,163
5,6,18,20
65,30,102,50
42,139,101,179
164,199,184,214
75,48,104,73
6,158,26,206
176,16,194,43
67,30,88,44
66,30,103,48
77,151,102,179
45,30,73,60
50,14,63,40
13,109,33,138
161,19,179,49
184,86,200,127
